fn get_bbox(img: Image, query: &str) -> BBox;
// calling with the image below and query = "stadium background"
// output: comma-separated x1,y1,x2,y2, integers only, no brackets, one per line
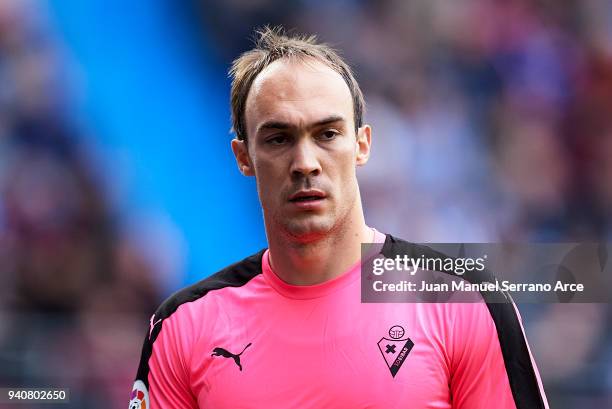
0,0,610,407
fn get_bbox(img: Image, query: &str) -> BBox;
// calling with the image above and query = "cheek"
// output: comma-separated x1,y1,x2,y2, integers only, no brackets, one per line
340,143,358,171
253,160,286,203
253,152,285,178
328,150,358,194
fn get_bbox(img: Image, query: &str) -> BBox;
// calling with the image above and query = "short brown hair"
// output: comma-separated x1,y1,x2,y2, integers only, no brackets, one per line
229,26,365,141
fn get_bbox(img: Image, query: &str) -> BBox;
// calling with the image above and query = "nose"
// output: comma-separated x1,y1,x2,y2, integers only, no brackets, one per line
290,138,321,179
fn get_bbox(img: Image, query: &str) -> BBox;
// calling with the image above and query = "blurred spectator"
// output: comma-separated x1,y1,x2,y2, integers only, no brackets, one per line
0,1,163,407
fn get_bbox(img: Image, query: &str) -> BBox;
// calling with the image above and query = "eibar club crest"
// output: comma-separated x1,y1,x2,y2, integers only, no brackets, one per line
377,325,414,378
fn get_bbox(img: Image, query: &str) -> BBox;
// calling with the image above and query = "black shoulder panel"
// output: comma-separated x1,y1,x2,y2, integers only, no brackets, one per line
381,234,546,409
134,249,266,388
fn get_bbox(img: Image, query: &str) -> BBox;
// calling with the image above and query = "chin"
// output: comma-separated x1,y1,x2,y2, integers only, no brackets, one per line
282,217,333,243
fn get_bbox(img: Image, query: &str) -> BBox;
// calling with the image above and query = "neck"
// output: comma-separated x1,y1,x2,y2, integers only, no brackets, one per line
266,203,372,286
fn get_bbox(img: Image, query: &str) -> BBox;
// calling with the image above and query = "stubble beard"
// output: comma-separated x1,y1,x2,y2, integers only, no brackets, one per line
272,184,358,246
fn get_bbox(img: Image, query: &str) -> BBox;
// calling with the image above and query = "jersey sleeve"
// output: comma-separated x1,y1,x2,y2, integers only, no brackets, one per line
448,301,549,409
128,250,264,409
130,309,198,409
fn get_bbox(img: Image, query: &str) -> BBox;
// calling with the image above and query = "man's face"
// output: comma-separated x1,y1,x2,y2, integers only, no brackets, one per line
233,58,371,242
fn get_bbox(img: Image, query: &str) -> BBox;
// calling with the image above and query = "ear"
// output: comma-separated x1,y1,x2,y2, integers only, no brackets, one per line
231,138,255,176
355,124,372,166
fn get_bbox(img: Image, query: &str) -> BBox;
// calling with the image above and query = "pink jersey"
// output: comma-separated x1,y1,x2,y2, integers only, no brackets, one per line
130,231,548,408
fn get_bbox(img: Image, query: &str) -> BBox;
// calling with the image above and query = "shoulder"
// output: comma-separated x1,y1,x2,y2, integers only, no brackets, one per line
383,234,547,408
132,249,266,396
381,234,507,302
152,249,266,324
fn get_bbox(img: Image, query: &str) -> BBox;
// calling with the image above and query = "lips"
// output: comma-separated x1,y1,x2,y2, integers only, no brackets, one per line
288,190,327,202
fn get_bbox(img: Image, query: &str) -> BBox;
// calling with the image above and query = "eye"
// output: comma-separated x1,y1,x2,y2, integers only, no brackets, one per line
319,129,339,140
266,134,289,145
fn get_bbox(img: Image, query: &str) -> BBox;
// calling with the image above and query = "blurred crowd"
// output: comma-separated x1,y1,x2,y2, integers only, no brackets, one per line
202,0,612,243
0,2,162,407
200,0,612,407
0,0,610,407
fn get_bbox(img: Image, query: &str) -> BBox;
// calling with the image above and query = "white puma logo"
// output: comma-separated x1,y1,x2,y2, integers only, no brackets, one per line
149,314,162,340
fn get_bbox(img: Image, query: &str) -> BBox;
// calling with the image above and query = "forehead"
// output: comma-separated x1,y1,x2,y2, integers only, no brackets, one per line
245,58,353,134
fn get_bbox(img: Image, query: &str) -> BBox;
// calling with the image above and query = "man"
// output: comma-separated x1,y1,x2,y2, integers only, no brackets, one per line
130,27,549,408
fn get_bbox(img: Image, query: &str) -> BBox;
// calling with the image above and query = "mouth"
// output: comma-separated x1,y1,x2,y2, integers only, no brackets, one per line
288,190,327,203
287,190,327,210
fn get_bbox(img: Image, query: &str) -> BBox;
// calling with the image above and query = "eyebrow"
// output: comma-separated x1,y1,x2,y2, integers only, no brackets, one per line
257,115,346,134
